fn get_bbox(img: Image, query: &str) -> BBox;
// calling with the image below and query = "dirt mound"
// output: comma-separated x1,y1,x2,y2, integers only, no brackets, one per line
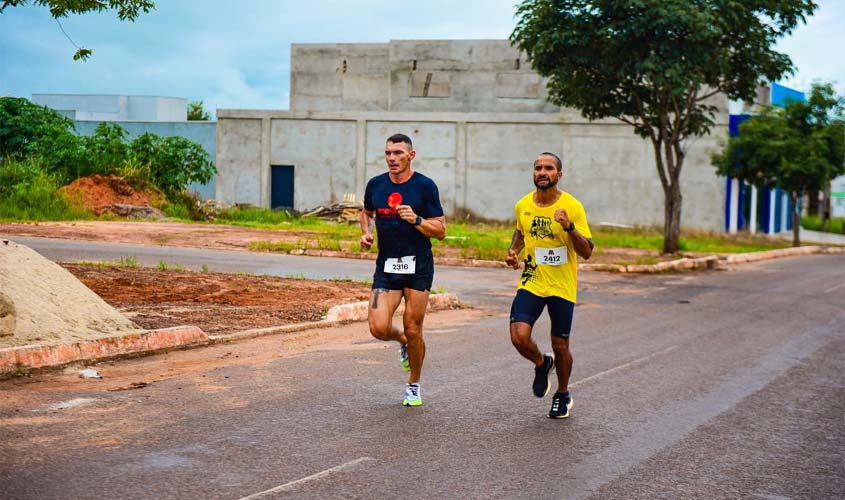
62,175,164,217
0,240,144,348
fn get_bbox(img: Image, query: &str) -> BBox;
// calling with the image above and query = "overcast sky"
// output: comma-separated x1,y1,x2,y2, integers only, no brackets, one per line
1,0,842,117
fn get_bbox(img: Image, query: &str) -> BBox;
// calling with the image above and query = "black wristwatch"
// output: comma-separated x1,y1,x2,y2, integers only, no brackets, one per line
564,222,575,232
414,215,423,226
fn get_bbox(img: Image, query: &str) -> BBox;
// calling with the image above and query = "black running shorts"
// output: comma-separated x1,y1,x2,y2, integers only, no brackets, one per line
372,249,435,292
509,288,575,338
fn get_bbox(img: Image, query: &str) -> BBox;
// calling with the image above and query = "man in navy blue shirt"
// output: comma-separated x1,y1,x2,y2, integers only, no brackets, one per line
360,133,446,407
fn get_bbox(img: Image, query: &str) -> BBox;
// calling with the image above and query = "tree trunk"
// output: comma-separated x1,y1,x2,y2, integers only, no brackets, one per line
791,191,801,247
663,183,682,254
821,184,831,232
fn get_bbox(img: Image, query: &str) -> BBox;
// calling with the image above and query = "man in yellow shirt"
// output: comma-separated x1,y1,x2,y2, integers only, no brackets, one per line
505,152,594,418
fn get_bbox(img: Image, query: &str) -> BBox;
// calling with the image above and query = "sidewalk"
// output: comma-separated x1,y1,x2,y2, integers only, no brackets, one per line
782,228,845,246
0,293,461,379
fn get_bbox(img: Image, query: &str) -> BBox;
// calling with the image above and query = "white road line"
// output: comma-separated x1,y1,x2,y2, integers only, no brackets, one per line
570,345,678,388
823,282,845,293
237,457,376,500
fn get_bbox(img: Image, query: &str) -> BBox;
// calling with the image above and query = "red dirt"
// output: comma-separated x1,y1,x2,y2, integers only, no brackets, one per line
62,264,372,335
62,175,161,215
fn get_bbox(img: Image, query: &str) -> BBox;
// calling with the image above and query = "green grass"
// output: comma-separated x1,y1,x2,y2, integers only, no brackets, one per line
802,215,844,234
593,226,788,254
74,255,139,268
432,221,512,260
0,158,94,222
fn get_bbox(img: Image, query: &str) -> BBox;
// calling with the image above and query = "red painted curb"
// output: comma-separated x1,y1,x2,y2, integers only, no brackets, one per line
0,326,209,378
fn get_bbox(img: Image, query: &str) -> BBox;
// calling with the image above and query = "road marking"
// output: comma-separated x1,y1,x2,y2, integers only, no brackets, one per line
237,457,376,499
570,345,678,388
823,282,845,293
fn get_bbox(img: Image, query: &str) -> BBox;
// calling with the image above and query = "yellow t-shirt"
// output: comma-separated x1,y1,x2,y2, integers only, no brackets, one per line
514,191,592,302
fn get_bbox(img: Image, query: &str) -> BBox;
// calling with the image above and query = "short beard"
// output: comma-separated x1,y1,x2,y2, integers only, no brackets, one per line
533,177,558,190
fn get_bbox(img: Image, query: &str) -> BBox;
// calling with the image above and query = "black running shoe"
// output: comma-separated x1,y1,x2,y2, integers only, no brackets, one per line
548,391,573,419
532,353,554,397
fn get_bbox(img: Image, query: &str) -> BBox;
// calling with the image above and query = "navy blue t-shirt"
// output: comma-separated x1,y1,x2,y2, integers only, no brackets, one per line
364,171,444,258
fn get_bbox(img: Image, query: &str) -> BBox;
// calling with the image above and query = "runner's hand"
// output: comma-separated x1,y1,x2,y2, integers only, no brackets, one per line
360,233,373,250
506,248,521,269
396,205,416,224
554,209,571,227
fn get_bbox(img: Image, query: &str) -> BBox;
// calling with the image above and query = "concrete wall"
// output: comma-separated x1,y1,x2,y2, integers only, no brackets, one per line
216,109,729,231
33,94,187,122
74,120,217,199
290,40,559,114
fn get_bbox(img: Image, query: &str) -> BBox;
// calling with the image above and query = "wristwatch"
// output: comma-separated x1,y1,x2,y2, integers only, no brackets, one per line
564,222,575,232
414,215,423,226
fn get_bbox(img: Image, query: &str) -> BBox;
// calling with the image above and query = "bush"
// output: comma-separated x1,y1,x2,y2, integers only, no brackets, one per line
0,157,90,220
0,97,88,183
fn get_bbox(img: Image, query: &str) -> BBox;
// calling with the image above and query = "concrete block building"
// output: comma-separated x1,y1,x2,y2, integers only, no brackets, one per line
217,40,729,230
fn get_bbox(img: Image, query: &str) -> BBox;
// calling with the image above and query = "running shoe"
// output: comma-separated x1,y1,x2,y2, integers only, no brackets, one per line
532,353,555,398
548,391,573,419
402,383,422,406
399,344,410,372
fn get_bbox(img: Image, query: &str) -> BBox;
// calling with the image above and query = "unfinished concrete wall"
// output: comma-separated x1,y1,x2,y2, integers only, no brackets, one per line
216,109,728,231
270,119,358,209
290,40,559,114
216,118,264,206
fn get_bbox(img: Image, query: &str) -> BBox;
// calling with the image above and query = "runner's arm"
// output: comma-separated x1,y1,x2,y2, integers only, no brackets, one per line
360,209,375,250
416,215,446,240
569,230,593,260
506,229,524,269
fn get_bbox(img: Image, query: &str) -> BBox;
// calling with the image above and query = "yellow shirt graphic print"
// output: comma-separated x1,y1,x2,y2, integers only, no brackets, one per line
514,191,592,303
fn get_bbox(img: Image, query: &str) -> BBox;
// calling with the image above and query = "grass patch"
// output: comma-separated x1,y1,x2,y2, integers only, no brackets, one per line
594,226,789,254
802,215,844,234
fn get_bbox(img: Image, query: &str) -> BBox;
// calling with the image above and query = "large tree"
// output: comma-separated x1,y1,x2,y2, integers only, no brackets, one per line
0,0,155,60
712,83,845,247
511,0,816,253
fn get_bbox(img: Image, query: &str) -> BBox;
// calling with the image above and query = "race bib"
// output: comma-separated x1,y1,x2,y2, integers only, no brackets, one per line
384,256,416,274
535,246,567,266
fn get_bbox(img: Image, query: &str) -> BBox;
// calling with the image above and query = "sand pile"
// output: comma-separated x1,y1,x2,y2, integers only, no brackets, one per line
62,175,165,218
0,239,144,348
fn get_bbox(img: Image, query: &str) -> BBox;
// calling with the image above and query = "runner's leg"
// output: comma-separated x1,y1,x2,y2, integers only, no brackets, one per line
402,288,429,384
551,336,572,393
368,288,407,345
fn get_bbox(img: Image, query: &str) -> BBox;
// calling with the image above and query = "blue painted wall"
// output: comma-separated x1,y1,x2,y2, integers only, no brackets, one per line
73,120,217,200
771,82,806,106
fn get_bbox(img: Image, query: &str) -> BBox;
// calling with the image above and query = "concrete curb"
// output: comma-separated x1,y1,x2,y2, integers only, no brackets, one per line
723,245,845,264
0,326,208,378
0,294,461,378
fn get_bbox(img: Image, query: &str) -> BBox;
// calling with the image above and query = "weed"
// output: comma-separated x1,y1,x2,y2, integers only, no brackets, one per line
157,260,168,271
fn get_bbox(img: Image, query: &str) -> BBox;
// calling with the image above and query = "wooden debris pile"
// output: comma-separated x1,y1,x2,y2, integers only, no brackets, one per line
303,193,364,223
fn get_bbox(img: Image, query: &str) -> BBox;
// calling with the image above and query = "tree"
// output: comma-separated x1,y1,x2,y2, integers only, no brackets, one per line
712,83,845,246
187,100,211,121
0,0,155,61
511,0,816,253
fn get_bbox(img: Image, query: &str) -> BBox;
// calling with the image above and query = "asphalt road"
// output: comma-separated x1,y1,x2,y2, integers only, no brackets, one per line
1,238,843,499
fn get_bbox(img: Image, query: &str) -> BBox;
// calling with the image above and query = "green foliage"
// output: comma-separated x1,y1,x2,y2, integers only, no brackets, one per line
511,0,817,253
0,157,91,221
713,83,845,194
0,0,155,20
802,215,844,234
129,133,216,195
85,122,130,176
0,1,156,61
187,100,211,121
0,97,87,182
712,83,845,246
